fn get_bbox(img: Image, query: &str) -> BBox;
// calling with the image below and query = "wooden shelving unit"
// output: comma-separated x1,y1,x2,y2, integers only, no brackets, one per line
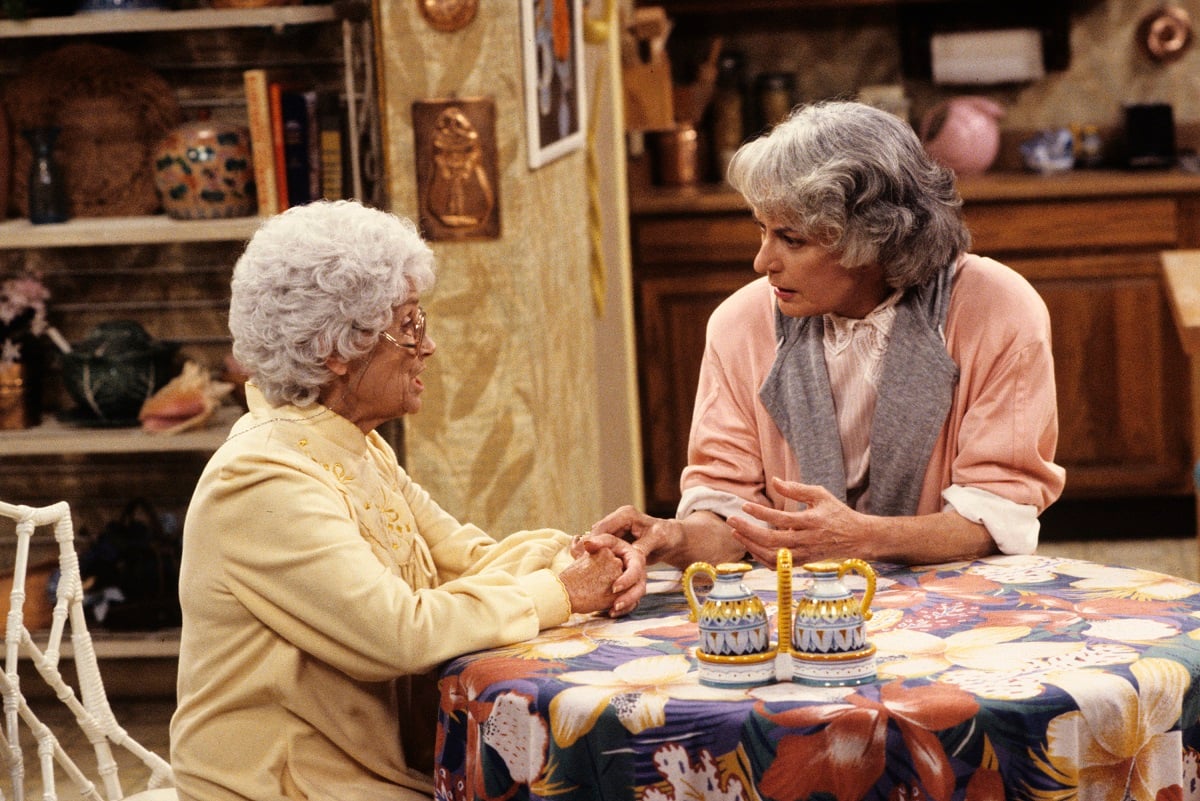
0,5,337,38
0,215,263,249
0,405,239,457
0,3,374,660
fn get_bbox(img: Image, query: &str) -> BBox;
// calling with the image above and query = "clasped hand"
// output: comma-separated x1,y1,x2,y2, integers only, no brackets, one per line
558,532,647,617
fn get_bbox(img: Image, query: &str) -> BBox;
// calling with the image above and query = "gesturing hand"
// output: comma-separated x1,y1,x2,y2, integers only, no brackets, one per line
729,478,869,567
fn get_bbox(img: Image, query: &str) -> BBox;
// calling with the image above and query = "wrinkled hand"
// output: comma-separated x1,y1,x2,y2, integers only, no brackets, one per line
730,478,869,567
589,505,680,565
558,548,623,615
572,532,647,616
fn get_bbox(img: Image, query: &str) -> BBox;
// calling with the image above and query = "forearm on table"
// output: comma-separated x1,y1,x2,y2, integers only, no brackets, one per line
861,509,998,565
649,511,748,568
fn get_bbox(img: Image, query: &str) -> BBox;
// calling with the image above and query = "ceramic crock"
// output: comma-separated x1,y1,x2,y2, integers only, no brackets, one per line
683,561,775,686
919,96,1004,176
152,119,255,220
788,556,878,686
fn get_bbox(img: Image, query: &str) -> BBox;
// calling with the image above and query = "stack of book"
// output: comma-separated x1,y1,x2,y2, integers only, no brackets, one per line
243,68,348,217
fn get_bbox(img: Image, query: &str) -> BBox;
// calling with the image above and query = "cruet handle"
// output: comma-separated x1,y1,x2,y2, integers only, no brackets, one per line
775,548,792,656
837,558,876,622
682,561,716,623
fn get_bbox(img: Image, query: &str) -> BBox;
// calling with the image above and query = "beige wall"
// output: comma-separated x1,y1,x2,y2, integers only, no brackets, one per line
375,3,638,536
711,1,1200,146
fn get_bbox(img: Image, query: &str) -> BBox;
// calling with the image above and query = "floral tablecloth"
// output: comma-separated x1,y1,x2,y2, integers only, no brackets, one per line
434,554,1200,801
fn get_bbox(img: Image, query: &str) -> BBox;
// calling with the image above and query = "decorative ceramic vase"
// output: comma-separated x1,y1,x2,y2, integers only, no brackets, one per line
22,126,68,224
789,557,877,687
683,561,775,686
152,120,255,220
919,96,1004,177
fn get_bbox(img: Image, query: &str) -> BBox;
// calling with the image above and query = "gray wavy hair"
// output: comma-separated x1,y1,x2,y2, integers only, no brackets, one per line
229,200,436,407
727,100,970,288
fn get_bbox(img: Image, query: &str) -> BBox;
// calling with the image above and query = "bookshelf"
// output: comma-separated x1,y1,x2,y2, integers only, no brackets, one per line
0,2,380,660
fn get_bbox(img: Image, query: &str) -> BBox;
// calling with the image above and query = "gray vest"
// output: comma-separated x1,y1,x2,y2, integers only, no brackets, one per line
758,265,959,516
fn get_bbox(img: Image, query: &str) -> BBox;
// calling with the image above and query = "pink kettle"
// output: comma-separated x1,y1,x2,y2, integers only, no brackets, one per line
919,96,1005,176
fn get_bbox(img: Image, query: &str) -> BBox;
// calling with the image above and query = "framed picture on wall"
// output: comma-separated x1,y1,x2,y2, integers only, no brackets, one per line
520,0,586,169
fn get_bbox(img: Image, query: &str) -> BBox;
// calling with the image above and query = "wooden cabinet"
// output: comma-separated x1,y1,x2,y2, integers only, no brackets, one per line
630,194,759,516
636,0,928,11
965,179,1200,498
630,172,1200,518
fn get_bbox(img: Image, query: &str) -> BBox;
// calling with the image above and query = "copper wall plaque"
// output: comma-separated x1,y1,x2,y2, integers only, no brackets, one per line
418,0,478,33
413,97,500,241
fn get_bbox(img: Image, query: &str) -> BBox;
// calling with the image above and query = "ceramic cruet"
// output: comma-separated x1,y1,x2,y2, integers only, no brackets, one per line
788,556,879,687
683,561,770,657
683,560,777,687
793,558,876,654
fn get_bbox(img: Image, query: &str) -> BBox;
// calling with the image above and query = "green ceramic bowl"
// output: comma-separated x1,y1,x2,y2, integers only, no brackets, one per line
60,321,180,425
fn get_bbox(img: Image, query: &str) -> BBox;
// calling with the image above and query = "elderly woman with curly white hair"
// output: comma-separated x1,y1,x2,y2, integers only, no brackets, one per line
595,100,1065,570
169,200,646,801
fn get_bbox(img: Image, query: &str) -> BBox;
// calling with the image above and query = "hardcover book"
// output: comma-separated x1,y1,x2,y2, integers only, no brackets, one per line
242,68,279,216
279,87,320,208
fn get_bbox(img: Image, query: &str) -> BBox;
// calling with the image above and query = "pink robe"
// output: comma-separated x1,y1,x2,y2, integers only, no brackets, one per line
681,253,1065,523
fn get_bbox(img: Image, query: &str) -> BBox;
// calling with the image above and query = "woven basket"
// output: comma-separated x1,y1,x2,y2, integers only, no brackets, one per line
3,43,182,219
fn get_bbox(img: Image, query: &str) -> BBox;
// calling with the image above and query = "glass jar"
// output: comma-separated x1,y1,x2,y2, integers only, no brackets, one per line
710,50,747,180
23,126,69,225
755,72,796,133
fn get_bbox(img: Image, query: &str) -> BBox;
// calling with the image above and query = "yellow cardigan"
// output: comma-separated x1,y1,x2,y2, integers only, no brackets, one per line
171,385,574,801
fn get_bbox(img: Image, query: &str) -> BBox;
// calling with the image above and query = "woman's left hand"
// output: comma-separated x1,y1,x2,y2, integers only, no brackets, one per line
575,532,647,616
729,478,871,567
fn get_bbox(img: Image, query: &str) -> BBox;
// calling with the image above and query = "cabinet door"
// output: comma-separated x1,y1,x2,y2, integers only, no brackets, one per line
633,211,760,515
967,198,1191,498
1009,252,1190,496
637,269,753,516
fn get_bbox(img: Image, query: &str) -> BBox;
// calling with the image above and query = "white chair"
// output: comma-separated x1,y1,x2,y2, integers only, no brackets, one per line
0,499,176,801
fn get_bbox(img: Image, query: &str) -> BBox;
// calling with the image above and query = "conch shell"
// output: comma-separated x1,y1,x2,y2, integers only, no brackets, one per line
139,360,234,434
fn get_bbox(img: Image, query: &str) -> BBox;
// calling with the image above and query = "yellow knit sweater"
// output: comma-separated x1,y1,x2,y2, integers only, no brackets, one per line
171,385,574,801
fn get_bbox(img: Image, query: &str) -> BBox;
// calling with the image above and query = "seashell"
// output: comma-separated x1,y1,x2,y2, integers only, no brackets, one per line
139,360,234,434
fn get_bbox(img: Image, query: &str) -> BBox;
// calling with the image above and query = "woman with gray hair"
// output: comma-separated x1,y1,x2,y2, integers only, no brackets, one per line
593,100,1064,569
170,200,646,801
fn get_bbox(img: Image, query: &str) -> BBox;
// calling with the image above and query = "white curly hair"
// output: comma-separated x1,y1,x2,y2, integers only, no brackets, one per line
229,200,436,407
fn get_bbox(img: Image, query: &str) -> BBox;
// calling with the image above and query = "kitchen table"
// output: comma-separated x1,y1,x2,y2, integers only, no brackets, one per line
434,554,1200,801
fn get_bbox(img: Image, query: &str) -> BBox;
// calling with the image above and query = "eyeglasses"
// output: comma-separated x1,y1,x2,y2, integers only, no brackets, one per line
379,306,427,352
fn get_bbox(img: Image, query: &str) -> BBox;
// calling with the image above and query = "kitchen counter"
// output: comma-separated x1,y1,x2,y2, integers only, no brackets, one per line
629,168,1200,214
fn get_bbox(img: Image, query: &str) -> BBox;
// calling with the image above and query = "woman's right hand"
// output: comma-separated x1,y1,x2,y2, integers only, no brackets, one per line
592,507,748,569
557,548,623,615
589,505,678,563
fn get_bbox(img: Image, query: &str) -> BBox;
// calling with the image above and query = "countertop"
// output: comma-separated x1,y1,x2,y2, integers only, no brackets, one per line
629,168,1200,215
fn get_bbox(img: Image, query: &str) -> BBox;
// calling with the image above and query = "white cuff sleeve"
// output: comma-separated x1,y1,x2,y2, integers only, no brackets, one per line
941,484,1040,554
677,486,747,521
